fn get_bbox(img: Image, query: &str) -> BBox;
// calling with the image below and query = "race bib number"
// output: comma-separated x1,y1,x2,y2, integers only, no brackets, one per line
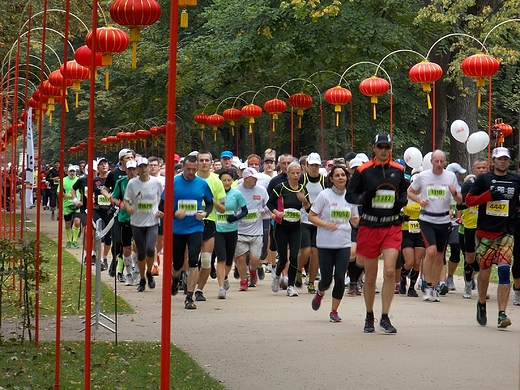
330,207,351,223
137,201,153,213
427,185,446,200
485,200,509,217
408,220,420,233
97,194,110,206
242,210,259,223
217,212,232,224
372,189,395,209
284,208,301,222
178,200,197,216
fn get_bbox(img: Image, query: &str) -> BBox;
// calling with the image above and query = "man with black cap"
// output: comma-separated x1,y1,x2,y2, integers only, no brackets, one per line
346,134,408,334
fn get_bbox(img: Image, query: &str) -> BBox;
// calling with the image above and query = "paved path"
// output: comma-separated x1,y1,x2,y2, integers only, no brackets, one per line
30,206,520,389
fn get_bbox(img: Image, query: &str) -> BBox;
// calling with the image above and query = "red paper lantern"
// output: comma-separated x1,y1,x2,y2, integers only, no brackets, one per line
194,113,208,129
109,0,162,68
288,93,313,128
74,45,103,69
324,86,352,127
241,104,263,134
60,60,90,108
136,129,152,139
85,26,130,66
409,61,443,109
49,69,73,89
359,76,390,120
461,53,500,107
40,81,63,122
222,108,242,136
206,114,225,140
264,98,287,132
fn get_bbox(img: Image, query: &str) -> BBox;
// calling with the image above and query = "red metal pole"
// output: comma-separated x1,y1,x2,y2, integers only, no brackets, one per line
160,1,179,389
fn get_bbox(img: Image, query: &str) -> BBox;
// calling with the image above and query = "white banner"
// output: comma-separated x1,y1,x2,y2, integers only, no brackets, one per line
25,108,35,208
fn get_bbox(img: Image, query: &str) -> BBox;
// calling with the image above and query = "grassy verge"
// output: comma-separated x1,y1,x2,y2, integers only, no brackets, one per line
0,340,227,389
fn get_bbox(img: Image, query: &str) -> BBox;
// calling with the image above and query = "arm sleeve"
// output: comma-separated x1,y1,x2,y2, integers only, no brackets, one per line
235,205,248,220
465,177,492,207
267,185,281,212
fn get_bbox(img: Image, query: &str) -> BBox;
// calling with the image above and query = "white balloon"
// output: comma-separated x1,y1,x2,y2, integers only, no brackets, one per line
403,147,423,169
422,152,433,170
450,120,470,143
466,131,489,154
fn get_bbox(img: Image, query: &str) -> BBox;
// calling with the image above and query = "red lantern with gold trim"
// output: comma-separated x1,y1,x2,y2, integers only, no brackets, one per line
263,98,287,132
222,108,242,136
409,61,443,109
206,114,225,141
109,0,162,68
461,53,500,107
74,45,103,70
40,80,63,122
194,113,208,140
60,61,89,107
359,76,390,120
241,104,263,134
288,93,313,128
324,86,352,127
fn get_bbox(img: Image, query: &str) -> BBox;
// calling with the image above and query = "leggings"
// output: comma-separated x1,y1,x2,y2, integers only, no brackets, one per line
173,232,203,271
131,224,158,261
273,221,302,286
215,231,238,267
318,247,350,300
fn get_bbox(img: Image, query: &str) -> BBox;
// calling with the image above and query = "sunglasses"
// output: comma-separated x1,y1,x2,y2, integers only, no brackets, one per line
376,144,391,150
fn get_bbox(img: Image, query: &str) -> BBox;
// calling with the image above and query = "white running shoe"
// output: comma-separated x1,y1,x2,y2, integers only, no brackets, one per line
286,285,299,297
280,276,288,290
446,275,456,291
463,281,472,299
125,274,133,286
513,289,520,306
223,278,230,291
433,288,440,302
271,276,280,293
423,286,433,302
218,286,226,299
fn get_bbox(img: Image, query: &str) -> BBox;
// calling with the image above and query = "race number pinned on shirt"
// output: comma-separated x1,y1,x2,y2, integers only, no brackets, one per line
486,200,509,217
330,206,351,223
178,200,197,215
427,185,446,200
242,210,259,223
283,208,301,222
97,194,110,206
216,212,232,224
408,220,420,233
372,189,395,209
137,201,154,213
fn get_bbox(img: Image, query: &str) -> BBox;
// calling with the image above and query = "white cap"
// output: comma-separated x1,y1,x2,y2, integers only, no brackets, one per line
492,147,510,159
238,162,247,170
242,167,259,179
188,150,199,157
355,153,369,163
118,148,133,159
68,164,78,172
307,152,321,165
446,162,467,174
232,156,241,168
126,160,137,169
349,158,363,169
137,157,149,166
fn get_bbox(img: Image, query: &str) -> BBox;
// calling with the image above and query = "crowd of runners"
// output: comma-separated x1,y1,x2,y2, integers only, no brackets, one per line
37,134,520,333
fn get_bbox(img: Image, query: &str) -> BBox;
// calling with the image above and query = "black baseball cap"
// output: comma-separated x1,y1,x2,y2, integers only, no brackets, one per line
373,134,392,146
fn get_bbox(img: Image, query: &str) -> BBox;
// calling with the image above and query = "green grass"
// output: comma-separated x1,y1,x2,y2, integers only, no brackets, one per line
447,248,498,283
0,340,227,389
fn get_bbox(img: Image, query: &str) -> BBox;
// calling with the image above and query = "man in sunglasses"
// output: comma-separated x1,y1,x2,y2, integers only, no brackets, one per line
346,134,408,334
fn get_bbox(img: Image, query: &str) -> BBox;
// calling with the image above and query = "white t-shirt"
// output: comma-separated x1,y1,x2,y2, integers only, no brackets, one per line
301,177,325,225
235,183,269,236
410,169,460,224
237,174,272,219
311,188,357,249
124,176,162,227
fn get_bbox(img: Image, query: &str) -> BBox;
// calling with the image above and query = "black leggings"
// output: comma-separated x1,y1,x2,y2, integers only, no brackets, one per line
273,222,302,286
173,232,203,271
131,224,158,261
215,231,238,267
318,247,350,300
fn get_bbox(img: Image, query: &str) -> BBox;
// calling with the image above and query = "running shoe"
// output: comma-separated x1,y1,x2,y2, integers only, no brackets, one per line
265,264,273,273
223,278,230,291
286,285,299,297
151,264,159,276
72,241,79,248
407,287,418,297
257,265,265,280
463,281,472,299
117,273,126,283
146,272,156,289
171,276,180,296
347,283,357,296
239,280,248,291
514,288,520,306
280,276,288,290
315,272,321,281
137,279,146,292
249,269,258,287
271,275,280,293
233,267,239,279
125,274,133,286
184,297,196,309
476,301,487,326
394,283,400,294
210,267,217,280
375,285,380,294
65,242,71,249
399,277,407,295
379,317,397,334
101,258,108,271
295,271,303,288
364,314,375,333
218,286,226,299
433,288,440,302
471,277,476,290
311,292,323,311
329,310,342,323
438,282,448,296
446,275,456,291
497,313,512,329
307,283,316,294
195,290,206,301
423,286,433,302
